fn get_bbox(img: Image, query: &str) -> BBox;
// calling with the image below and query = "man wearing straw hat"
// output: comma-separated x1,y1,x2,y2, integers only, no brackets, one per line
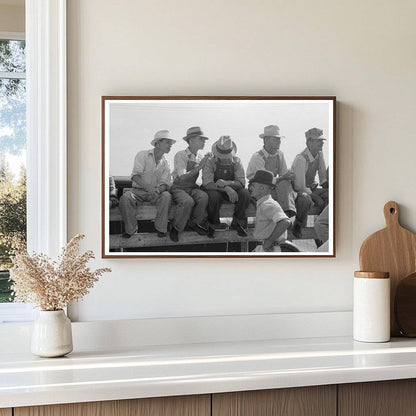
247,125,297,217
291,127,328,238
119,129,175,238
202,135,251,237
169,126,212,242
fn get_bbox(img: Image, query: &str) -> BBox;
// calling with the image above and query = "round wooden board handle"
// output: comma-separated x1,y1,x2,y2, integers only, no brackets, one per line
384,201,400,228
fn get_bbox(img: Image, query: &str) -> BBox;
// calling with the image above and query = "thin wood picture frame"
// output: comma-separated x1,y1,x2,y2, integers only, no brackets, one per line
102,96,336,258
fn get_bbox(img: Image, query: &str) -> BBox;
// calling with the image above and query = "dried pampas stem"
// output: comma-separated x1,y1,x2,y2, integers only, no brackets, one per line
10,235,111,311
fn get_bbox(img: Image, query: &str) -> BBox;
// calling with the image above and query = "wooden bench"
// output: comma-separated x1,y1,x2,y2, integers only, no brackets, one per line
108,179,319,251
109,203,318,251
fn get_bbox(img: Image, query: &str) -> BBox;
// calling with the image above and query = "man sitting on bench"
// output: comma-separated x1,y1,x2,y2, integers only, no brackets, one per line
119,129,175,238
202,136,251,238
291,127,329,239
169,126,212,242
247,124,296,218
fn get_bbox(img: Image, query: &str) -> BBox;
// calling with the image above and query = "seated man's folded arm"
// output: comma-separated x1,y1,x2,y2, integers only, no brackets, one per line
228,159,245,190
202,159,218,190
292,156,311,194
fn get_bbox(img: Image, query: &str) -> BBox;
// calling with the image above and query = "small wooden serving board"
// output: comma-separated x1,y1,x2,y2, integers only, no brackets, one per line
359,201,416,335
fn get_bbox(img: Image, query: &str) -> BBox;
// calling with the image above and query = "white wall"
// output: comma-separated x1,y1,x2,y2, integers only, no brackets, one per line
67,0,416,321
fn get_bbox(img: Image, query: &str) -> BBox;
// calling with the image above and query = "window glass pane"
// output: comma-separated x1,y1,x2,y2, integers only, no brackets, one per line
0,40,26,303
0,39,26,73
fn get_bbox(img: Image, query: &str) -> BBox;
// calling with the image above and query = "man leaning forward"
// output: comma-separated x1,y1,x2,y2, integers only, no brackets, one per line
202,136,251,238
249,170,295,252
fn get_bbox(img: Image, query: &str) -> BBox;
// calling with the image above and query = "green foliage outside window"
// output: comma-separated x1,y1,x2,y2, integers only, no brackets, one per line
0,162,26,302
0,39,27,303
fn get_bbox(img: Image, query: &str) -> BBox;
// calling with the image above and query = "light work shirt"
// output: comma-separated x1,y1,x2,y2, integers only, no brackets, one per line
254,194,288,242
130,149,171,188
246,148,288,180
202,156,246,187
173,148,203,179
291,147,327,194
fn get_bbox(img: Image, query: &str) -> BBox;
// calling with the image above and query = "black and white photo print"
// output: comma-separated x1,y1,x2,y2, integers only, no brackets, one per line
102,96,336,258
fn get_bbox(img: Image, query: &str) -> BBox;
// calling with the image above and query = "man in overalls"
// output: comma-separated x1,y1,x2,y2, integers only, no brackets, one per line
247,125,297,217
202,136,251,238
169,126,211,242
291,127,328,238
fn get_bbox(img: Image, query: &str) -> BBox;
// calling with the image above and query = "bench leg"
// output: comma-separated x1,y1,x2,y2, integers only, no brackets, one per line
241,241,249,252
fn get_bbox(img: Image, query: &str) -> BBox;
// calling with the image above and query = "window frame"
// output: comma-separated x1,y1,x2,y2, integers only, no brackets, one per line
26,0,67,258
0,0,67,323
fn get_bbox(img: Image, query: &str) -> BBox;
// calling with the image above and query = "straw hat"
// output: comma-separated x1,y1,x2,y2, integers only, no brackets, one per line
183,126,209,142
150,129,176,146
305,128,326,140
259,125,285,139
212,136,237,159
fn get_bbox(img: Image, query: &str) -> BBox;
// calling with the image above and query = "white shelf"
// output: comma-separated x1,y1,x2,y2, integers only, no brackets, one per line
2,336,416,408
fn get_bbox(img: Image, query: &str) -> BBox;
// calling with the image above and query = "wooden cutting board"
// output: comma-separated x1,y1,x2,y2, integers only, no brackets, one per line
359,201,416,335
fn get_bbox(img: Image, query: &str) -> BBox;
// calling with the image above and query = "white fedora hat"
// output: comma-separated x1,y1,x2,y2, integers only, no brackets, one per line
150,129,176,146
259,125,285,139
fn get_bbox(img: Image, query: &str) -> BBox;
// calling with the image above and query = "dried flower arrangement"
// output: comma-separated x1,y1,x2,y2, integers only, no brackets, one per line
10,235,111,311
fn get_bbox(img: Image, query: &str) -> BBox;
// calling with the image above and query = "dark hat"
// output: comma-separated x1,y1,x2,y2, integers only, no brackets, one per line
249,170,275,187
183,126,209,142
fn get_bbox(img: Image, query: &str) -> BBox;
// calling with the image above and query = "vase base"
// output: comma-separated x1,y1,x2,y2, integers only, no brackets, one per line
31,344,73,358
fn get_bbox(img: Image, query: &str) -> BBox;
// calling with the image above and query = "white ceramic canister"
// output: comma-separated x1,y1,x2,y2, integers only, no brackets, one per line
353,271,390,342
31,310,73,357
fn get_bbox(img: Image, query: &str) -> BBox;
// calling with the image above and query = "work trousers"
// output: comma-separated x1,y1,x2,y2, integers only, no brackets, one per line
206,188,251,226
295,193,313,228
314,205,329,243
171,188,208,232
295,189,327,228
271,179,297,213
119,188,171,235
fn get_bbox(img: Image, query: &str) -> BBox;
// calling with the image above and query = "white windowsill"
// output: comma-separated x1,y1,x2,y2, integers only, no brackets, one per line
0,303,35,324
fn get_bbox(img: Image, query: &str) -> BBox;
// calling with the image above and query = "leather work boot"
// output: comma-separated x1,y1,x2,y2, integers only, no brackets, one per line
169,227,179,242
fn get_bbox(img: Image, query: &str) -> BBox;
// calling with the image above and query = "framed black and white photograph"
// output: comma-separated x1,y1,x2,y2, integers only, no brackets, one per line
102,96,336,258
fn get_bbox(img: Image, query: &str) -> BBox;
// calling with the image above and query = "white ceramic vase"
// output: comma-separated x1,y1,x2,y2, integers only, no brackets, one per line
31,310,73,357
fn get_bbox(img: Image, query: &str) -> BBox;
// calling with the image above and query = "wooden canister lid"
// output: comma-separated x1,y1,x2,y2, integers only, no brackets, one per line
354,271,390,279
